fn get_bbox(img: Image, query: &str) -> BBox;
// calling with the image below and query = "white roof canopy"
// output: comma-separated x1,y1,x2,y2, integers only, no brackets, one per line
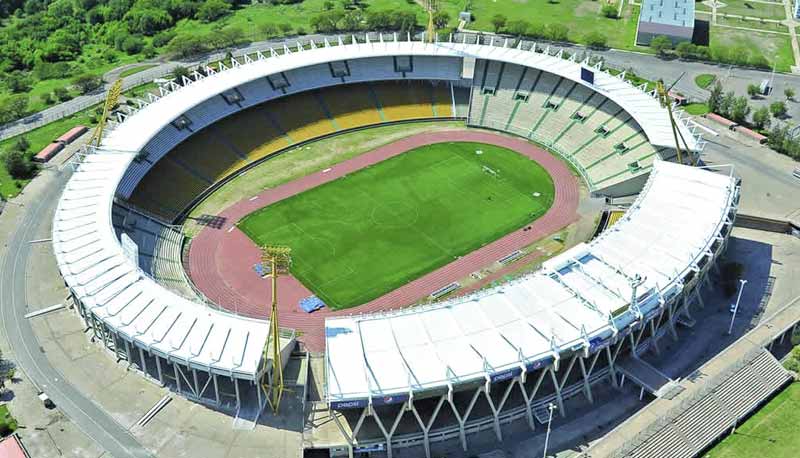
325,161,737,403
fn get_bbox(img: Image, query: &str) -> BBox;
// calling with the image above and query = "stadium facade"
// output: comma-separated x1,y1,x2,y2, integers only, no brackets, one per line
51,34,738,457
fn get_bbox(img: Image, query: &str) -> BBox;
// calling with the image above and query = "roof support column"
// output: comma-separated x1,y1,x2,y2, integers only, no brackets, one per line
233,377,240,409
487,378,517,441
410,395,446,458
123,339,132,364
606,340,624,388
648,319,661,355
578,355,594,404
192,369,200,400
350,407,369,448
550,366,566,417
666,299,680,341
522,369,549,431
155,355,164,385
328,408,354,458
174,362,182,394
213,374,220,405
370,403,408,458
448,386,483,451
139,347,148,376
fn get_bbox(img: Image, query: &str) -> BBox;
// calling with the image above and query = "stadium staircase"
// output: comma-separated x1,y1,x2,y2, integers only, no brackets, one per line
466,61,662,193
127,81,467,222
615,349,791,458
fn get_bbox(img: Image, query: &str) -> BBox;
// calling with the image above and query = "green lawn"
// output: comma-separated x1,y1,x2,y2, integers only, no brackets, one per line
683,103,711,115
0,107,98,198
438,0,642,51
717,0,787,20
705,382,800,458
238,141,555,309
695,74,717,89
710,27,795,72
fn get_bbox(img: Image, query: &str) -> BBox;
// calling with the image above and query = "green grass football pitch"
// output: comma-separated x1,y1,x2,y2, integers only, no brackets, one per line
238,142,555,309
705,382,799,458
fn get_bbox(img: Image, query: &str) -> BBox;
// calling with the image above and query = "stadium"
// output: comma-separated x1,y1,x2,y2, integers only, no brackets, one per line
49,33,765,458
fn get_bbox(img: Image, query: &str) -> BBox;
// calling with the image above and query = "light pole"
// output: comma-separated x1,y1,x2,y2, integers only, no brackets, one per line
727,279,748,336
543,402,557,458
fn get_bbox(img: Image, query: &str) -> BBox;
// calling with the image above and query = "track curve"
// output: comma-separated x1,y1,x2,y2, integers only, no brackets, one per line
188,130,580,350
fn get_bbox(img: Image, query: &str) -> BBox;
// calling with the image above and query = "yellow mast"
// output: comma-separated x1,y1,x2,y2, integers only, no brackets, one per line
88,79,123,148
261,245,292,414
656,79,693,166
425,0,438,43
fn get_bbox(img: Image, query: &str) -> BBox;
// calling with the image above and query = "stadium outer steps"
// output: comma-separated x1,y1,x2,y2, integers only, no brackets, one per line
585,304,800,458
128,80,465,222
467,60,665,195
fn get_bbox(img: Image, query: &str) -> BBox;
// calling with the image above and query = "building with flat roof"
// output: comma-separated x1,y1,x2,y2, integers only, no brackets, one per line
636,0,695,45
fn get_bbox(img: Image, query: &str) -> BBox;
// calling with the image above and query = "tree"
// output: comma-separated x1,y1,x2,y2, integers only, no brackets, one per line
171,65,191,82
546,23,568,42
650,35,673,56
196,0,230,23
0,95,28,124
584,31,607,49
167,33,209,57
770,101,787,118
490,14,507,33
746,83,760,98
600,4,618,18
72,73,103,94
12,136,29,152
752,106,771,130
53,86,71,102
730,96,750,124
120,35,145,55
5,71,31,93
433,10,450,29
507,20,530,36
313,10,344,32
719,91,736,118
2,150,36,179
785,87,795,101
124,7,173,35
707,81,723,114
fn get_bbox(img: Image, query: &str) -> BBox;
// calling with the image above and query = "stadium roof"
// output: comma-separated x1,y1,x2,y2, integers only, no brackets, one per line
107,36,702,154
52,150,272,379
53,35,709,382
325,161,737,404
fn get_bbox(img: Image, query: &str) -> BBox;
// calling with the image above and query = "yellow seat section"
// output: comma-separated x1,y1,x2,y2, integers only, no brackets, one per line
319,84,381,129
129,159,208,221
267,92,336,144
214,108,290,162
169,130,245,183
432,83,453,117
373,81,435,121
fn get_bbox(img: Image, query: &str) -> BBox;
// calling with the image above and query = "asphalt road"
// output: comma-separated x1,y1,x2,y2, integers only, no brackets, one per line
0,167,153,458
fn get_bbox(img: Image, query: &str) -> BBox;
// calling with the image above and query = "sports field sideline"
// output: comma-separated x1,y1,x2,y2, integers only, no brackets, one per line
238,141,555,309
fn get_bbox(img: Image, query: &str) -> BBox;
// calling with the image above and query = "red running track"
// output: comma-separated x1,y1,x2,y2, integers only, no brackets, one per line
187,130,579,351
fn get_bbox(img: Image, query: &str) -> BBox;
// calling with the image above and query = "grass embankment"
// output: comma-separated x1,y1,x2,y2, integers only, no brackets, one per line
238,141,555,309
707,382,800,458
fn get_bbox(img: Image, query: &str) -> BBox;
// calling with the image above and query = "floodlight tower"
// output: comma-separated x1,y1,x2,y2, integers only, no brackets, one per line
425,0,438,43
88,79,123,147
656,79,693,166
261,245,292,414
